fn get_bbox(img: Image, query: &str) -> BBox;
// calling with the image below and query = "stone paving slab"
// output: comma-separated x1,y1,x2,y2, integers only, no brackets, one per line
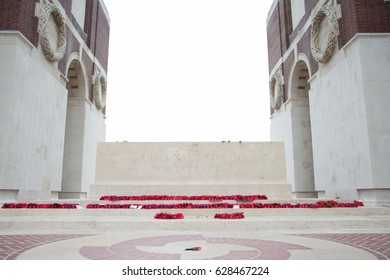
1,203,389,260
1,230,389,260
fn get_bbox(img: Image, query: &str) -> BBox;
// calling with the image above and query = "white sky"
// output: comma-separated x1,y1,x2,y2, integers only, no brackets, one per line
103,0,274,142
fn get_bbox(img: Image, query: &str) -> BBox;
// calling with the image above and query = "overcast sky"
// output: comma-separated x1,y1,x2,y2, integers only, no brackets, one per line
103,0,274,142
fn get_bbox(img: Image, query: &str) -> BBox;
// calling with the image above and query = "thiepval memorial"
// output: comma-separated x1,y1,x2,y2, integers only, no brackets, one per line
0,0,110,201
1,0,390,206
268,0,390,204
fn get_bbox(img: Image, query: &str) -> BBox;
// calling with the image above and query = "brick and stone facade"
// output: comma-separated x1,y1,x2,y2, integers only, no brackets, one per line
267,0,390,204
0,0,110,201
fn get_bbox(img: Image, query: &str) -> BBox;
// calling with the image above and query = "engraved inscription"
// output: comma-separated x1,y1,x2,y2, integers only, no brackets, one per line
173,151,242,161
173,165,224,174
142,150,243,175
141,154,169,161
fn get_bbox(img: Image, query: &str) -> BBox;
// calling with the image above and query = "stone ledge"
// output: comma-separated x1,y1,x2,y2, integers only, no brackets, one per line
89,184,292,200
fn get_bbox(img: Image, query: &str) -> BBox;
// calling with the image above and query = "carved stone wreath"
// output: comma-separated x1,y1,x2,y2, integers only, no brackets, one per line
94,73,107,110
310,5,339,64
269,72,283,110
39,3,67,62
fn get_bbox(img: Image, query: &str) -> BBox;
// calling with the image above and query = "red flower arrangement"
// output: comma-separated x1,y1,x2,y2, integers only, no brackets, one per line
99,194,268,201
154,212,184,219
214,212,245,219
1,203,78,209
87,203,238,209
86,200,364,209
86,204,139,209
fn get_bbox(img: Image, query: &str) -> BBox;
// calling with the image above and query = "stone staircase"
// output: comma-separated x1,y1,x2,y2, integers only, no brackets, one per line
1,198,390,232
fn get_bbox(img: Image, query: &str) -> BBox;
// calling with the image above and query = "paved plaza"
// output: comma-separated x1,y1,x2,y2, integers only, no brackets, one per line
1,229,389,260
1,198,390,260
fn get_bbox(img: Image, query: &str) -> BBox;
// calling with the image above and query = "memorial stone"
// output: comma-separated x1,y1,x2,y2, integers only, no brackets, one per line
90,142,292,199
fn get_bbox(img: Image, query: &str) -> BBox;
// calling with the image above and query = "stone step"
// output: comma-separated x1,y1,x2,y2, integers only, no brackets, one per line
1,207,389,232
1,207,390,217
1,198,367,207
1,215,389,232
89,183,293,200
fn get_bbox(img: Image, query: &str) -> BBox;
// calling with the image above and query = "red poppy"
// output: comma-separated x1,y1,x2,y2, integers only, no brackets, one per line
85,200,364,209
214,212,245,219
1,203,78,209
154,212,184,219
99,194,268,201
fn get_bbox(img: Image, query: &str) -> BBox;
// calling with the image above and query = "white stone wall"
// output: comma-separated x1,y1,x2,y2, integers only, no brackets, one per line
270,102,295,190
271,99,315,196
61,96,106,199
290,100,315,194
0,32,67,201
90,142,292,199
81,103,106,194
61,99,86,195
93,142,289,185
309,34,390,200
270,34,390,203
359,35,390,190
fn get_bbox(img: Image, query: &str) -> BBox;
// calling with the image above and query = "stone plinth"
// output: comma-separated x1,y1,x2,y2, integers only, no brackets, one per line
89,142,292,199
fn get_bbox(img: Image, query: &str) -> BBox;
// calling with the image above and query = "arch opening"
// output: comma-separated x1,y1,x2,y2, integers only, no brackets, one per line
60,59,88,198
289,59,316,198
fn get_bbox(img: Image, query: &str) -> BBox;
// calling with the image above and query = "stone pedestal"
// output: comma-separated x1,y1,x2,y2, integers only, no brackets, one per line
89,142,292,199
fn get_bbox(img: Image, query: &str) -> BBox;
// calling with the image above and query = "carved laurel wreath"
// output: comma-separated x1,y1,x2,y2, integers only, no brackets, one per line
94,73,107,110
269,72,283,110
310,5,339,64
39,2,67,62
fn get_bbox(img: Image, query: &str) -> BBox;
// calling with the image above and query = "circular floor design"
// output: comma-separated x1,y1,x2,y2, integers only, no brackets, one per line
1,233,389,260
80,234,310,260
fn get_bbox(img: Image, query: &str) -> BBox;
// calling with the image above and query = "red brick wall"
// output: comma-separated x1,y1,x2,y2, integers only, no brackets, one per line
268,0,390,76
84,0,110,72
0,1,20,30
282,51,295,101
58,0,88,41
1,0,110,110
58,0,109,73
83,49,94,102
58,25,80,74
94,2,110,71
355,0,389,32
289,0,321,43
338,0,390,48
268,0,328,74
85,0,98,58
267,0,297,73
387,2,390,30
297,27,318,76
267,5,282,73
58,0,72,13
337,0,359,48
0,0,39,47
1,0,110,73
279,0,292,55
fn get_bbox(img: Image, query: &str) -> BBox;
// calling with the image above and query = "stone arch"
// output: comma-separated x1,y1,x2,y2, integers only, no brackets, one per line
65,54,88,99
60,55,88,198
296,53,312,77
289,57,311,100
287,58,316,198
